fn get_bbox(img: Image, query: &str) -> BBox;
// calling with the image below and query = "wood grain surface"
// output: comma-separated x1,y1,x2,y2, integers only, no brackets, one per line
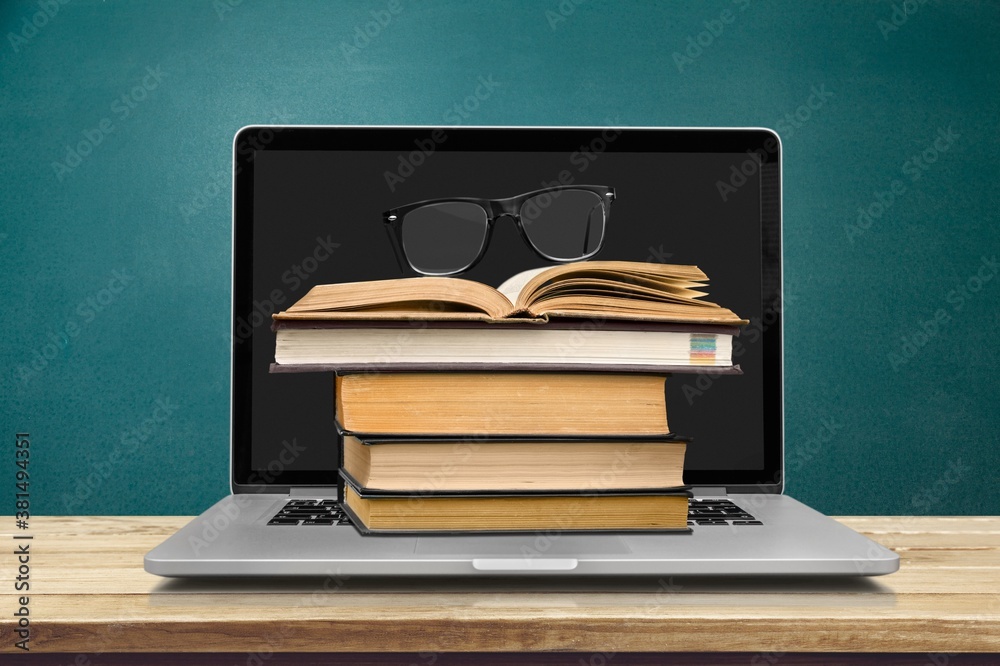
0,516,997,657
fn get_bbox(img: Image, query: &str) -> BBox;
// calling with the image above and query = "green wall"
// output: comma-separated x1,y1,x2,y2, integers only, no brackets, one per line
2,0,998,515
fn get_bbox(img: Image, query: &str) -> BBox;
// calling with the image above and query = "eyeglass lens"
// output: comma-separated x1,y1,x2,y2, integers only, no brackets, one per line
519,189,606,260
400,201,489,275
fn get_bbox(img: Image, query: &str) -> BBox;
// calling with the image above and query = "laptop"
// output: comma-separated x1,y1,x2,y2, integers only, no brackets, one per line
145,125,899,577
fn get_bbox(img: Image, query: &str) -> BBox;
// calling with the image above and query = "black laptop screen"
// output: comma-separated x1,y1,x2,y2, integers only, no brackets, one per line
233,127,782,492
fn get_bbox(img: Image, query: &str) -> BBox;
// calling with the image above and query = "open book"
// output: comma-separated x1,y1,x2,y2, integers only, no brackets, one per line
273,261,746,325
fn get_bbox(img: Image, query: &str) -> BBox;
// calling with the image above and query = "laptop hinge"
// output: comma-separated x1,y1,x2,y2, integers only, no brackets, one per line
690,487,727,497
289,487,340,498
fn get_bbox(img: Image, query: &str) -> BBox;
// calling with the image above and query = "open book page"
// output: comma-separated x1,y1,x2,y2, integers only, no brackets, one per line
527,297,746,324
530,277,710,304
274,277,514,320
499,261,746,324
498,262,711,311
496,267,552,305
511,261,711,310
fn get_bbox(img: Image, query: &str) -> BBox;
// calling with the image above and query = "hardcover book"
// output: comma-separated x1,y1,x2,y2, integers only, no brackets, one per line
333,373,672,436
340,434,689,493
271,319,741,373
339,473,691,534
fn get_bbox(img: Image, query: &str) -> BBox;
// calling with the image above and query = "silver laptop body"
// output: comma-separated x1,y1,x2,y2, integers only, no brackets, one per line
145,126,899,577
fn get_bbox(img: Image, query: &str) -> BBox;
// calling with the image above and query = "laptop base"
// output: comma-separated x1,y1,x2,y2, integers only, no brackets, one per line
145,493,898,577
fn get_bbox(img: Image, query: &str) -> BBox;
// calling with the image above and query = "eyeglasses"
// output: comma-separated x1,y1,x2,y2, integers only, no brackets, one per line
382,185,615,276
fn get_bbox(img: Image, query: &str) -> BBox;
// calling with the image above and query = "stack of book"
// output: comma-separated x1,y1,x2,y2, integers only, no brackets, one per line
271,261,746,534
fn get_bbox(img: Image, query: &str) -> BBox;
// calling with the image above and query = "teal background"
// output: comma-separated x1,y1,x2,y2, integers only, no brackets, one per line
2,0,998,516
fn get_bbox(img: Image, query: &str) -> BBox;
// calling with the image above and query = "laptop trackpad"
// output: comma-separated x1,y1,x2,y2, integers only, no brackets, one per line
414,534,632,556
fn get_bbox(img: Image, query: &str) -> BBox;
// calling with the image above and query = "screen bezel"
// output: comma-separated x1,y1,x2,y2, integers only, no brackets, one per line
231,126,783,495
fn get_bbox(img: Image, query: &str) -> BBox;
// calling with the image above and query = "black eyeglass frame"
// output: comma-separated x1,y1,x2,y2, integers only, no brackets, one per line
381,184,616,275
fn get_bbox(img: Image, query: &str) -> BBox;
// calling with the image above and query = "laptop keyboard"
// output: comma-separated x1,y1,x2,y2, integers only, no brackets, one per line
266,499,352,526
688,498,761,526
266,498,760,527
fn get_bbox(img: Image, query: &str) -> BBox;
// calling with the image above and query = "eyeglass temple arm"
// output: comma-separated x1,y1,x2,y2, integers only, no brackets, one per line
383,223,409,274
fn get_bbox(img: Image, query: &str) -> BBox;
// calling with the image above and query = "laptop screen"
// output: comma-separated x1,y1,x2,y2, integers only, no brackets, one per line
233,127,782,492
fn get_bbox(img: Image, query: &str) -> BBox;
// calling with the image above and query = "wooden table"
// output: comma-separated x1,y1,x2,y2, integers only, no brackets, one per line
1,517,998,665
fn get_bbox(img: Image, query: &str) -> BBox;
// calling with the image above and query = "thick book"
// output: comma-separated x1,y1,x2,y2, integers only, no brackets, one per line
271,319,741,373
272,260,747,325
334,373,670,436
339,474,691,534
340,434,688,493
